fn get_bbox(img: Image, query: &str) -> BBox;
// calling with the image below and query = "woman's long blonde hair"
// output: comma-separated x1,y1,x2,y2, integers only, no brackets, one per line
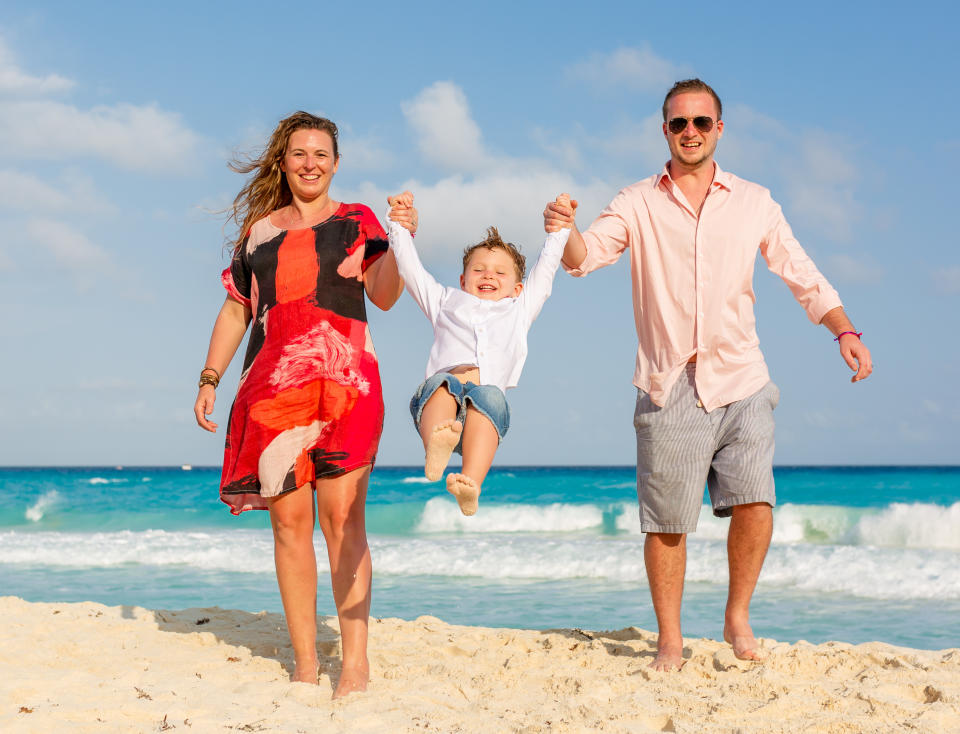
227,111,340,251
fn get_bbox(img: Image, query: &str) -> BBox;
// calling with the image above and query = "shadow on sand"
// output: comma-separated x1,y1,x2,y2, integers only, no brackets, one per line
123,605,343,689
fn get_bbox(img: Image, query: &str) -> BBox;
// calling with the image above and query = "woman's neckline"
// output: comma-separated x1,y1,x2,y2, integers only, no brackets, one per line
267,201,345,232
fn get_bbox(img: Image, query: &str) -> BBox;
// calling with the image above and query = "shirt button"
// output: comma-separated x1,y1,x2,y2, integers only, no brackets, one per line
696,399,703,408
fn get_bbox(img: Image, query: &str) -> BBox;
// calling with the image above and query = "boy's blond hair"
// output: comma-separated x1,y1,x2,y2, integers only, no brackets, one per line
462,227,525,281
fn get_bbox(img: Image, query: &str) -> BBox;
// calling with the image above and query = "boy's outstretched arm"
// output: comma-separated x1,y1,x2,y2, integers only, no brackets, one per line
521,194,574,326
384,193,445,325
388,190,418,234
544,195,586,269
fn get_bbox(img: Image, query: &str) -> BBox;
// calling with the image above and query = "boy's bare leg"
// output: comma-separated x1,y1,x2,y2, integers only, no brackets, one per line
446,405,498,516
418,386,462,481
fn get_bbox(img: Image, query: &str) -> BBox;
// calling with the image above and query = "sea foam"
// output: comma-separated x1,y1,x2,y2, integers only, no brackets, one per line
25,491,59,522
415,497,606,533
3,528,956,601
616,501,960,551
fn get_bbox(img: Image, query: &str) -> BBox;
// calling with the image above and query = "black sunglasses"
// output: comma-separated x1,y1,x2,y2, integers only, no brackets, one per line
667,116,715,134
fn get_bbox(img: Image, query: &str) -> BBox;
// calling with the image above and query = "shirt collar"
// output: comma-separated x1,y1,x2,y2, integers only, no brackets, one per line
656,161,733,192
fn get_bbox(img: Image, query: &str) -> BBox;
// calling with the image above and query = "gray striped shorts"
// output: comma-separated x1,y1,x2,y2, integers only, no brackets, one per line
634,364,779,533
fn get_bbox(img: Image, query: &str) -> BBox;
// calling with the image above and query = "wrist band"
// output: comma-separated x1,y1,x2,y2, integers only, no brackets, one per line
199,367,221,389
833,331,862,342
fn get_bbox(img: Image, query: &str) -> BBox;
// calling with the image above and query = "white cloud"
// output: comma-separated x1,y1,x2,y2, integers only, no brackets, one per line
0,168,116,215
25,218,116,291
824,254,884,284
0,100,201,173
401,81,488,173
338,130,395,171
568,45,688,93
342,169,613,266
721,104,862,242
0,38,73,95
27,218,112,267
0,41,200,173
588,112,667,172
932,265,960,293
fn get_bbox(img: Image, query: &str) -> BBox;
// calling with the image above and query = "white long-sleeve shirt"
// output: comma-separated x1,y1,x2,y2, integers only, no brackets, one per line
386,214,570,392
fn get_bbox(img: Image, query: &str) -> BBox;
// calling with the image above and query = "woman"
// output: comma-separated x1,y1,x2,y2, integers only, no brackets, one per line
193,111,409,698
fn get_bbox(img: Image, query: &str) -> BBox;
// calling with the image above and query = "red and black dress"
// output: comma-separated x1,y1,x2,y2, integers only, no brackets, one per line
219,203,388,514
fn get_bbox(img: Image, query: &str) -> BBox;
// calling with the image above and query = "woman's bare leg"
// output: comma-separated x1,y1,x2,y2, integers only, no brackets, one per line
268,483,320,683
315,465,373,698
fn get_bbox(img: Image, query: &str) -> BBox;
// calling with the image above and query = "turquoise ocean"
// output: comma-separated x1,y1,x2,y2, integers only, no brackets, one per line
1,465,958,651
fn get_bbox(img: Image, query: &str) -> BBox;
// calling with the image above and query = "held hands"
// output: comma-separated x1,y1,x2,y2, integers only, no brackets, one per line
388,190,418,234
194,386,218,432
838,334,873,382
544,193,577,233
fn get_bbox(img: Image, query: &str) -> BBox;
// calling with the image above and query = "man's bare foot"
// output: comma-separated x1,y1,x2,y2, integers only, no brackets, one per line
332,665,369,699
648,639,684,671
425,420,462,481
290,659,319,684
723,622,765,661
446,473,480,516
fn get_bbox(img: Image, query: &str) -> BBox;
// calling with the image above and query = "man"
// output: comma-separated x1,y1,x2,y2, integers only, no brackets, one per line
544,79,872,671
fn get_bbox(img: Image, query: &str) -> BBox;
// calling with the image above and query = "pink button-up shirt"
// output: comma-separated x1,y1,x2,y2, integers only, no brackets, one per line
566,163,843,412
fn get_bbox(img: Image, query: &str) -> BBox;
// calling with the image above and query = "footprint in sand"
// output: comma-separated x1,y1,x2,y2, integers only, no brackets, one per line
424,420,462,481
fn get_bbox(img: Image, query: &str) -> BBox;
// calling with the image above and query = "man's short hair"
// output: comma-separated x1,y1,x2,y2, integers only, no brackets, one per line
662,79,723,121
462,226,526,281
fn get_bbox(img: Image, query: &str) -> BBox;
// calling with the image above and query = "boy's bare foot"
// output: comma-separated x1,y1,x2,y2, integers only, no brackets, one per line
332,665,369,699
446,473,480,516
723,623,765,661
425,420,462,481
648,639,684,671
291,659,319,684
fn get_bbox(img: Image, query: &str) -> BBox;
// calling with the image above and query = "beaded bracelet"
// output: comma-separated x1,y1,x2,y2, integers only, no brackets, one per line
833,331,862,342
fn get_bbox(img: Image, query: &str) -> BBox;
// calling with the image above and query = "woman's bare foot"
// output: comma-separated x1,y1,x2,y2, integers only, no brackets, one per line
425,420,462,481
290,658,319,684
723,622,765,661
446,473,481,516
332,665,369,699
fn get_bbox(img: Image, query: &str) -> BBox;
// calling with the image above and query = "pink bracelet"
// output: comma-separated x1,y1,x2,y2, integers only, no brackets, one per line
833,331,862,342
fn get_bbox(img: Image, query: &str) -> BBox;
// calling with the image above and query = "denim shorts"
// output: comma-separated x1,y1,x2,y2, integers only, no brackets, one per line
409,373,510,454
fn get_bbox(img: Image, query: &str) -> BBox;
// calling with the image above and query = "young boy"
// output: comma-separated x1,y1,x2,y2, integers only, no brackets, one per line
385,191,571,516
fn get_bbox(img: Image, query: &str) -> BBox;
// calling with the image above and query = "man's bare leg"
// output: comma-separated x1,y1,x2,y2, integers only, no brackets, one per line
445,405,498,516
723,502,773,660
644,531,686,670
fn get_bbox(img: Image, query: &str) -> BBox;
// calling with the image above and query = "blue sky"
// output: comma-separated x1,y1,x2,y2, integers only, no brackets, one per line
0,1,957,466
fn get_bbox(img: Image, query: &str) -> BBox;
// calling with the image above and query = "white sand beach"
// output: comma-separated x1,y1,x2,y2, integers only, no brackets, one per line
1,596,957,733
